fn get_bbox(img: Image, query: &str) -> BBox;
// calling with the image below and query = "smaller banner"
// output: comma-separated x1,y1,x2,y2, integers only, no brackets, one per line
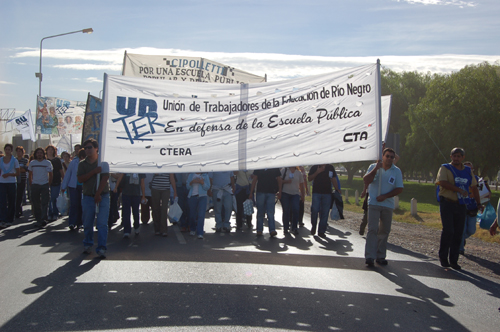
36,96,86,136
123,52,266,84
36,96,86,147
8,110,36,142
82,94,102,144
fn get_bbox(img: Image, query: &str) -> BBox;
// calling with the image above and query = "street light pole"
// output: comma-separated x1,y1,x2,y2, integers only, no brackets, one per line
35,28,93,97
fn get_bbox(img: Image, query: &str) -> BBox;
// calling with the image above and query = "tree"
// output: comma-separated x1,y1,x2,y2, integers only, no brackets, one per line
407,62,500,179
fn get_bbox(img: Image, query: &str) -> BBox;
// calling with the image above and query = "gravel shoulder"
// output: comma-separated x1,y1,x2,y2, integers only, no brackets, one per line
304,202,500,282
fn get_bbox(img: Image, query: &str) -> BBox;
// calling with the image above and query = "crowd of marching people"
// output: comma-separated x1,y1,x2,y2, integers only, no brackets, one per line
0,140,345,254
0,142,498,268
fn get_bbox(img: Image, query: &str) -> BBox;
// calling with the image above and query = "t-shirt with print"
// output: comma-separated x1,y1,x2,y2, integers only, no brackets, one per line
28,159,53,185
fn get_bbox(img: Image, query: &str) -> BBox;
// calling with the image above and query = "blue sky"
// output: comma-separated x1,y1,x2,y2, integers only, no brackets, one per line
1,0,499,116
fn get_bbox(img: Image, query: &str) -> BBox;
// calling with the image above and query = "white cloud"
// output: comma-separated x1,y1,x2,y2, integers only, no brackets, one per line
398,0,477,7
54,64,122,71
0,81,16,85
11,47,500,82
85,77,103,83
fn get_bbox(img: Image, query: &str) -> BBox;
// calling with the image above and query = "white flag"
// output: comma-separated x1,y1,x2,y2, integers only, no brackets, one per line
8,110,36,142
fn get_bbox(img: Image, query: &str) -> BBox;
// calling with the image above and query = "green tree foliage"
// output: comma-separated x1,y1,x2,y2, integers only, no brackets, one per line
406,62,500,179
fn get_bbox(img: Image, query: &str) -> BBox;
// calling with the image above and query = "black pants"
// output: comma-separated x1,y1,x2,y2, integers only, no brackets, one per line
235,189,252,228
439,199,466,264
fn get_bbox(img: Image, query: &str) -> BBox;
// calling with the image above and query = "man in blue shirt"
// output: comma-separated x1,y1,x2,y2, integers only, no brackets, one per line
363,148,404,267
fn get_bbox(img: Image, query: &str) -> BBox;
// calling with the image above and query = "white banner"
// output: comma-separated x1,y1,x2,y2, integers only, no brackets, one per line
8,110,36,142
101,63,382,173
123,52,266,84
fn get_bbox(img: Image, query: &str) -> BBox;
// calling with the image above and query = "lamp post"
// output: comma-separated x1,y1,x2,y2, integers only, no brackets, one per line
35,28,93,97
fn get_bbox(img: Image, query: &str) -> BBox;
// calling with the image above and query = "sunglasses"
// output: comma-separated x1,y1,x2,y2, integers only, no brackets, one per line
84,146,94,150
384,155,395,159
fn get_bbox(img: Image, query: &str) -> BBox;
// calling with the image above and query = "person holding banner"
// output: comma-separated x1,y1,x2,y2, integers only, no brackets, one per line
187,172,211,239
280,167,305,235
363,148,404,267
209,171,235,233
28,148,53,228
114,173,146,238
234,170,254,230
308,164,339,238
150,173,177,236
175,173,190,232
249,169,282,237
0,144,20,228
77,139,110,258
15,146,29,219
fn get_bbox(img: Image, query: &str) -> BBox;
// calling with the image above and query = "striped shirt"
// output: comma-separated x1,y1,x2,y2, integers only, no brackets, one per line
151,173,171,191
17,157,29,182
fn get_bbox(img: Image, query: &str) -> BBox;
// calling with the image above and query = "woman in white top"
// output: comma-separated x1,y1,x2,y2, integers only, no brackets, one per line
0,144,20,228
280,166,305,235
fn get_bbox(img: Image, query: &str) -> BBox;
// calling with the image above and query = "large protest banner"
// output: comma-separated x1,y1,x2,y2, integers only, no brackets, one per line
122,52,266,84
101,63,382,173
82,94,102,143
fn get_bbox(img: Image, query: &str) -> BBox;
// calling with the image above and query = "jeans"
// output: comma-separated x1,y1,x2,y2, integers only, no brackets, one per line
16,180,25,217
281,192,300,231
189,195,207,236
213,189,232,229
31,183,49,223
82,193,109,252
365,205,393,260
68,186,83,227
460,214,477,251
0,183,16,223
49,184,61,218
256,192,276,233
439,199,466,264
122,194,141,234
311,193,331,234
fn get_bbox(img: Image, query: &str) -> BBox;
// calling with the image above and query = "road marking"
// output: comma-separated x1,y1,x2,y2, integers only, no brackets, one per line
173,224,187,244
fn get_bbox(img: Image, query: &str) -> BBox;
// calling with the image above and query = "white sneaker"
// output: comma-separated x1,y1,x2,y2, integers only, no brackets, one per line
197,234,204,239
189,231,196,236
123,233,130,239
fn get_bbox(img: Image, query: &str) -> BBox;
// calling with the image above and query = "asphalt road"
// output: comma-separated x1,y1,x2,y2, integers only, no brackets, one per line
0,206,499,331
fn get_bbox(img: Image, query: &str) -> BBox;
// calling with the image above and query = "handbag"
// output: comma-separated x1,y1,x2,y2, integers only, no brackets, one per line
478,202,496,229
330,203,340,220
243,199,254,216
56,192,70,216
168,202,183,222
